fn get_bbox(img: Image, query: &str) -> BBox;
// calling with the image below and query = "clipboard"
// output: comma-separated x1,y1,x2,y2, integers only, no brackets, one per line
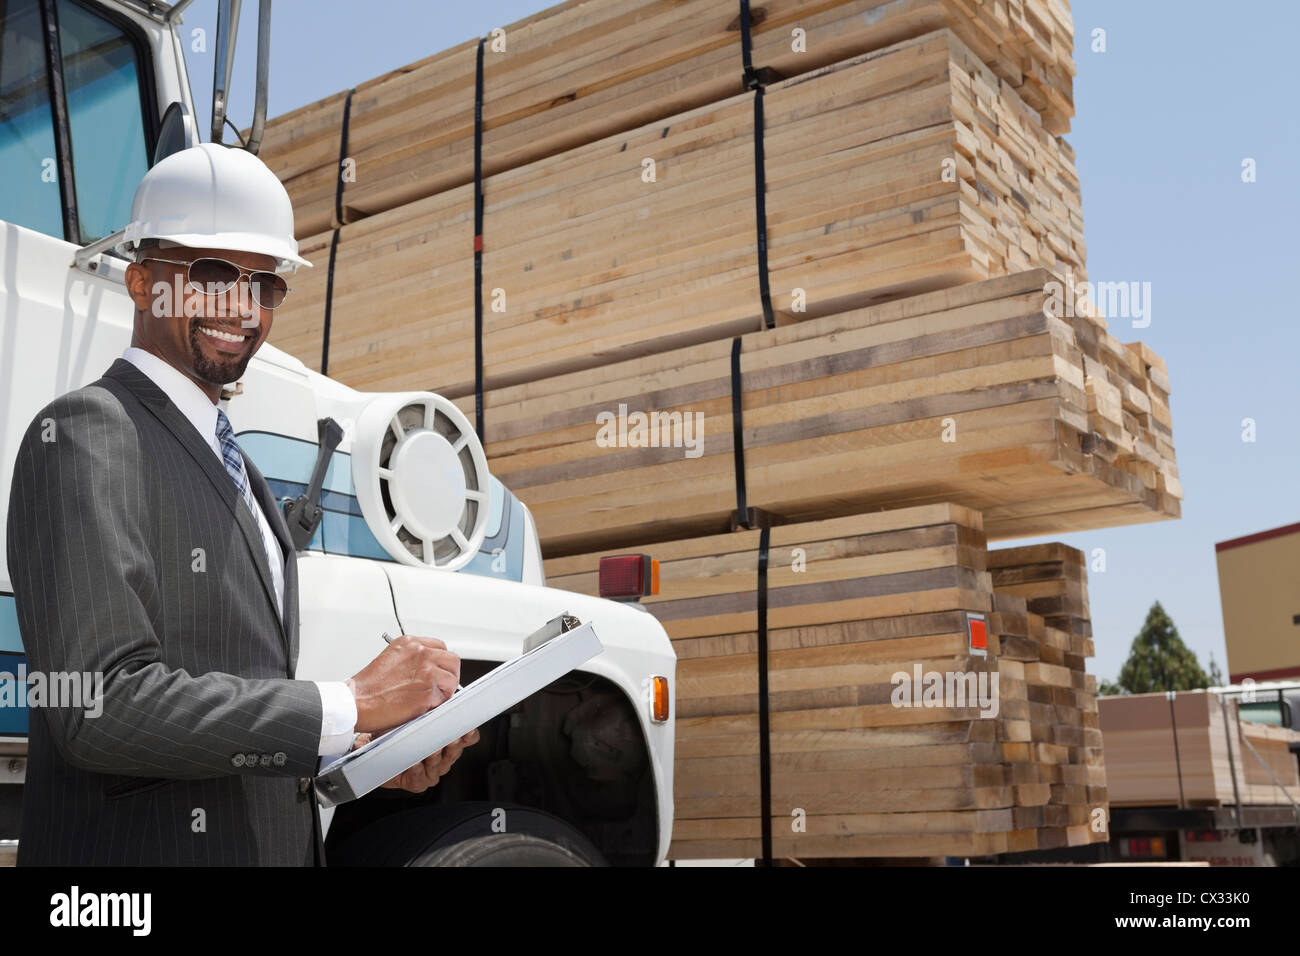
313,614,603,807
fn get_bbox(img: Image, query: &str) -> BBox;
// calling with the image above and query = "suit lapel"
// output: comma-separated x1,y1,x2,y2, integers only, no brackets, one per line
103,359,292,662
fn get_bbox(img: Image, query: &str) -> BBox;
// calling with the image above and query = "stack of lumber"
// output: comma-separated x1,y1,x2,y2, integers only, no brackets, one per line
458,270,1179,558
257,0,1075,237
548,503,1008,858
988,542,1091,637
546,504,1110,858
988,544,1107,850
1100,691,1300,807
271,29,1085,395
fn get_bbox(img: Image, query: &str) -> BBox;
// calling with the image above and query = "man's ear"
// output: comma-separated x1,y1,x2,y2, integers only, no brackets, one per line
124,261,155,313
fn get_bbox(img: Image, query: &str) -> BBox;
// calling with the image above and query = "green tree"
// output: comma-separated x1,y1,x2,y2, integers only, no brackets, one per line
1113,601,1209,694
1206,651,1224,688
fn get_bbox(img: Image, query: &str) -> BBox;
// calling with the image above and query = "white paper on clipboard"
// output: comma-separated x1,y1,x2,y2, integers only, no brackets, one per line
313,618,603,807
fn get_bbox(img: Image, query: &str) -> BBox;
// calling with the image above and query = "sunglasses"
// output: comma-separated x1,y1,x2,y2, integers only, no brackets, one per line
143,257,291,310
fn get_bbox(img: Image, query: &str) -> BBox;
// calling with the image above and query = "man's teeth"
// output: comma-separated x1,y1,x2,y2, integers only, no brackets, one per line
199,326,247,343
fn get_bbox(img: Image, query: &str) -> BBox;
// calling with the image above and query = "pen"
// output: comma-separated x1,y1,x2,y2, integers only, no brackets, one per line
383,631,463,694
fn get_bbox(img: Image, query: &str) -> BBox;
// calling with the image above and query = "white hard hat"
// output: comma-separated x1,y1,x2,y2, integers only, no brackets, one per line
116,143,311,272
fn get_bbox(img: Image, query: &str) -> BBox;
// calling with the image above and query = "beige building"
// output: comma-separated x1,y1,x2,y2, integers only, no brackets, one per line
1215,522,1300,682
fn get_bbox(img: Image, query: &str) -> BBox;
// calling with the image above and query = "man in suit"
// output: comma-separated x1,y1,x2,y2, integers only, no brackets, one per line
5,144,475,865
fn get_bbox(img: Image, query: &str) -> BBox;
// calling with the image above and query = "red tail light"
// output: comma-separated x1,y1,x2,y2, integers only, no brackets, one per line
599,554,659,601
1119,837,1166,859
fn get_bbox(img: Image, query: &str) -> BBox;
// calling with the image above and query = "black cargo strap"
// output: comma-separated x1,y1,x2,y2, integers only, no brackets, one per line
320,87,354,377
738,0,760,90
730,337,749,526
738,0,775,330
730,329,774,864
751,88,775,330
473,37,487,443
732,4,777,846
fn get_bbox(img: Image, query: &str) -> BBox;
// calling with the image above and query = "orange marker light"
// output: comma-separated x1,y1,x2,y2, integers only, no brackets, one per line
651,676,669,722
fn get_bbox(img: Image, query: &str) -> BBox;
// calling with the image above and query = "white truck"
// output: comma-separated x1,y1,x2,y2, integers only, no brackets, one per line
0,0,676,866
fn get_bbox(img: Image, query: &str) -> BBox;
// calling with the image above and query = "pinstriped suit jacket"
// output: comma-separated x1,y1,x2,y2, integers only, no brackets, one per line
5,357,324,865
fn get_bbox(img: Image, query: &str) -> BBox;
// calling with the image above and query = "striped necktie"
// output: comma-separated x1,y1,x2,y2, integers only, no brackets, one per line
215,407,260,522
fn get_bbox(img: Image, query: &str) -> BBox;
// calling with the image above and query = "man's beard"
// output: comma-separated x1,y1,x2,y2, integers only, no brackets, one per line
188,320,253,384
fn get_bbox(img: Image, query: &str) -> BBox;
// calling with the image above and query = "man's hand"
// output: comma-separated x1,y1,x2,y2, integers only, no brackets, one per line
350,729,480,793
346,635,460,733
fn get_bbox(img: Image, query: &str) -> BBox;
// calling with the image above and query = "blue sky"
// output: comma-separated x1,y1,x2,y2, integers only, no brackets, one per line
1018,0,1300,684
187,1,1299,684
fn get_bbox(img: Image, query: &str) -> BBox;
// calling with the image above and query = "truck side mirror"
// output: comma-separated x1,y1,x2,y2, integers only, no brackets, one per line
154,101,200,165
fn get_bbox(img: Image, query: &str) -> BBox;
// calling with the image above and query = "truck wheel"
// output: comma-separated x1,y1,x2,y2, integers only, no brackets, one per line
409,833,598,867
326,800,609,866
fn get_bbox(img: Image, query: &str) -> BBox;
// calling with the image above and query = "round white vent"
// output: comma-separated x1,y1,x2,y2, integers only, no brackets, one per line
351,392,490,570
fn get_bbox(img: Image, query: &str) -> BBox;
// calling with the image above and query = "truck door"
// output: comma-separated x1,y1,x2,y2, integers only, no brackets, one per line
0,0,157,765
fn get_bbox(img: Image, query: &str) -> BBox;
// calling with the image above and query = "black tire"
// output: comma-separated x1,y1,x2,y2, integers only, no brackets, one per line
410,833,597,867
327,800,608,866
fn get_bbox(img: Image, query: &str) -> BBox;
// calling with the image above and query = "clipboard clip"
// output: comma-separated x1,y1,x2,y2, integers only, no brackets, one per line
522,611,582,653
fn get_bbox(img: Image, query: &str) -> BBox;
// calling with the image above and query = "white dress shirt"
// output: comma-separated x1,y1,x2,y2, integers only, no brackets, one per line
121,346,357,756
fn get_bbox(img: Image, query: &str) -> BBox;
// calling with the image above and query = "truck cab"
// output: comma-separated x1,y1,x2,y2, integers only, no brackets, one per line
0,0,675,866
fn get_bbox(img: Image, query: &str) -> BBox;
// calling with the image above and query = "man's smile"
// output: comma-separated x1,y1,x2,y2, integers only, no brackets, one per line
195,321,256,355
